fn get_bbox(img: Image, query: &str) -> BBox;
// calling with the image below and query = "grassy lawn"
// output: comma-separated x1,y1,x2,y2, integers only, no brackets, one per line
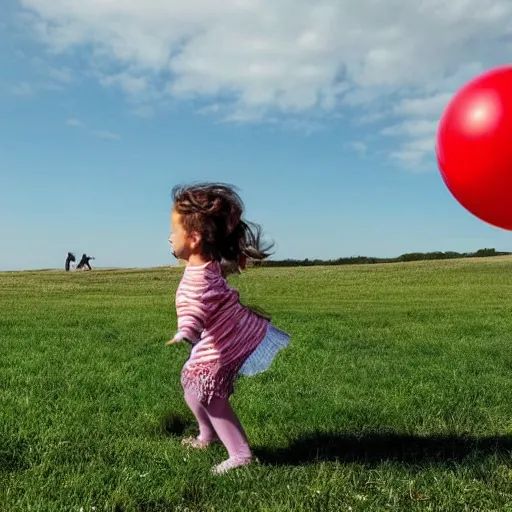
2,257,512,511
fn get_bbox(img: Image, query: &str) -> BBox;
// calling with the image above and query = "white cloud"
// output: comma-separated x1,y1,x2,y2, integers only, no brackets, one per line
382,120,439,138
197,103,222,116
17,0,512,167
9,79,68,96
390,137,436,169
64,118,121,139
99,72,148,95
393,93,455,119
47,65,74,84
7,54,75,96
92,129,121,141
346,141,367,156
10,81,34,96
132,105,155,118
66,118,82,127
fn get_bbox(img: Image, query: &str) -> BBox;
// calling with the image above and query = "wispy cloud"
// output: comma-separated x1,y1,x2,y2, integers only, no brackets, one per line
9,80,68,96
7,52,76,97
346,141,368,156
393,93,454,118
47,66,74,84
10,81,34,96
382,120,439,138
197,103,222,116
18,0,512,167
64,119,121,141
131,105,155,118
379,93,454,167
92,129,121,141
66,118,82,127
99,72,148,95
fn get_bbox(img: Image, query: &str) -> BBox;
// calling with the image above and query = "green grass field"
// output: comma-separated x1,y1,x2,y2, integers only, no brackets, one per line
2,258,512,511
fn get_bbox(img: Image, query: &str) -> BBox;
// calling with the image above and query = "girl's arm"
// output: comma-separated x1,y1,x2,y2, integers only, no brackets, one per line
172,287,213,344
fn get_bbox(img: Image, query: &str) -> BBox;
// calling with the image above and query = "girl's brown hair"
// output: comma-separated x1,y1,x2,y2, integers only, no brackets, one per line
172,182,274,274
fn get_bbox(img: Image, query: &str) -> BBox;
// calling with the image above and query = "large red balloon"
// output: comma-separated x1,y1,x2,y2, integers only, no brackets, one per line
436,65,512,230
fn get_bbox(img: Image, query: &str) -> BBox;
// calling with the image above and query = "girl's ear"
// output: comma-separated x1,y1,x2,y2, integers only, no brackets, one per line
189,230,202,250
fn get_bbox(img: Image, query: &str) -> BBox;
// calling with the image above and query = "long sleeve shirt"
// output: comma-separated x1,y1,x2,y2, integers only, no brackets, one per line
174,260,269,367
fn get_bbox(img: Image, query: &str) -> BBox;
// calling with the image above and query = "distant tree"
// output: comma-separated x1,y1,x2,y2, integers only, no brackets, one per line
474,248,497,257
256,248,510,268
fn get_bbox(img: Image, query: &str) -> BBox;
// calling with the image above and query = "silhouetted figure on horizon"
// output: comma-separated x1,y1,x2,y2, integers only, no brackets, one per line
77,254,95,270
65,252,76,271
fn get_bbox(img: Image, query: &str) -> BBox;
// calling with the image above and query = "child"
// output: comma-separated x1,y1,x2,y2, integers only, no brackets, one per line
166,182,290,474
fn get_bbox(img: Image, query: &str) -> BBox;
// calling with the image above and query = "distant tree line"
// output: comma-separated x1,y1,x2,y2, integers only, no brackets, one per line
252,248,511,267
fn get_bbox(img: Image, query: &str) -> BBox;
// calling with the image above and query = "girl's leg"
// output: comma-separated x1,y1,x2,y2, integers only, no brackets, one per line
183,389,218,448
205,395,252,474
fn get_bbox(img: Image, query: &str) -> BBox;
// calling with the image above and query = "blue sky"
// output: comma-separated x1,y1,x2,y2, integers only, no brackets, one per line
2,0,512,271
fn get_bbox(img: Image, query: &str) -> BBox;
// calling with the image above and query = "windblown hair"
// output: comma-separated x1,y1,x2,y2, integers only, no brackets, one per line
172,182,274,275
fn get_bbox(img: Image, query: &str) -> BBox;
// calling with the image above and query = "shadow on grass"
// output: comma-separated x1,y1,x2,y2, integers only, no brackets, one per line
0,437,38,472
0,449,28,472
114,499,180,512
157,411,196,438
253,431,512,467
157,412,512,467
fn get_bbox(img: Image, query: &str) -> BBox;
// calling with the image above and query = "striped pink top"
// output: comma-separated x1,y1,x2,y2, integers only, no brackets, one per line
173,260,269,367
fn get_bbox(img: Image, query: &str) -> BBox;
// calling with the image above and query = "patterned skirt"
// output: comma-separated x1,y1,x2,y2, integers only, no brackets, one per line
238,324,290,376
181,324,290,405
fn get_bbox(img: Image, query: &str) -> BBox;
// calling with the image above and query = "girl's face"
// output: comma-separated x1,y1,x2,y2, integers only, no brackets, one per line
169,208,201,261
169,209,188,260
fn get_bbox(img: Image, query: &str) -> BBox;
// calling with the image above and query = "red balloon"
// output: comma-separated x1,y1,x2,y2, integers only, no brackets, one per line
436,65,512,230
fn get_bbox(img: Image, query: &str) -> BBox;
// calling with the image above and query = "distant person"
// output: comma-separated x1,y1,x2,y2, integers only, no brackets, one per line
166,182,290,474
77,254,94,270
65,252,75,271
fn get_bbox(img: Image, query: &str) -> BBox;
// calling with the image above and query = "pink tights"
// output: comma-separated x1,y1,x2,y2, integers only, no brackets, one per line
184,389,252,473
